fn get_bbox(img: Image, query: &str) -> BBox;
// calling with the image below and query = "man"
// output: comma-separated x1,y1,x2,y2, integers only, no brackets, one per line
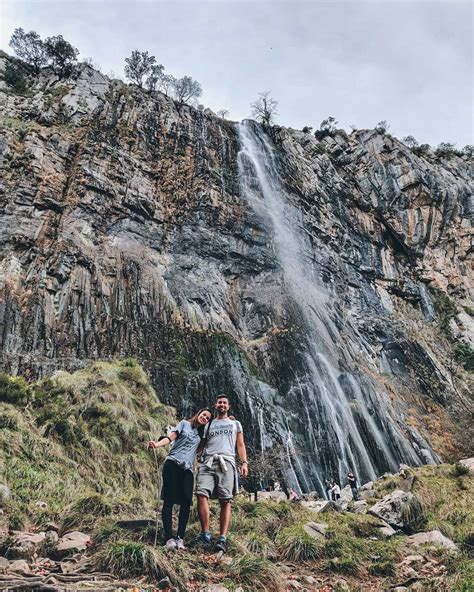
195,394,248,553
347,472,358,501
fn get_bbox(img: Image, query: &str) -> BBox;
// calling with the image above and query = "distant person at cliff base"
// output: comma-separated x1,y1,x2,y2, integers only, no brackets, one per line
347,472,358,500
288,487,300,502
148,408,213,550
331,483,341,501
325,479,333,500
195,395,248,553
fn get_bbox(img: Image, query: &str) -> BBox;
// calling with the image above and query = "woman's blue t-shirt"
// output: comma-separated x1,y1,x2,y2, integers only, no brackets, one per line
166,420,201,471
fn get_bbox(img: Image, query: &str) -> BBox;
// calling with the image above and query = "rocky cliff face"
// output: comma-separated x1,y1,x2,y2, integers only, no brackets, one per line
0,52,472,493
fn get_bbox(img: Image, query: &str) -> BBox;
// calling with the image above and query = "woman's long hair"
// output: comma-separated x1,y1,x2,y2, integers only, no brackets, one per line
188,408,214,436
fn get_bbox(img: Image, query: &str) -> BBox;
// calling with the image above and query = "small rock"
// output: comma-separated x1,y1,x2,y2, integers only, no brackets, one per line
301,500,341,513
203,586,230,592
333,578,350,590
303,522,328,539
35,500,48,509
56,531,91,555
256,491,287,502
45,522,60,532
392,587,409,591
0,557,9,572
352,500,368,514
406,530,457,550
9,531,46,559
287,581,303,590
8,559,30,573
45,530,59,544
459,458,474,475
379,521,397,538
0,484,10,500
303,575,318,585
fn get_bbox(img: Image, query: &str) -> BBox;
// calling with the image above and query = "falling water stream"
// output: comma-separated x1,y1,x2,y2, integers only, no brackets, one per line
237,121,434,493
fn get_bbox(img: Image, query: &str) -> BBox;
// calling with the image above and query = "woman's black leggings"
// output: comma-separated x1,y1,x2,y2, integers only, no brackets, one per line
162,501,191,540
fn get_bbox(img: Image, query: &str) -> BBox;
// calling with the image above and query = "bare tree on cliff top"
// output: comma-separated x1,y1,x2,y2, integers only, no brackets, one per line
172,76,202,106
124,50,156,88
251,91,278,126
9,28,48,73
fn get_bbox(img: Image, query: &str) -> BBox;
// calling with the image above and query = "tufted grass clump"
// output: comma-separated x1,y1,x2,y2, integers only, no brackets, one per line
452,462,470,478
276,525,323,561
401,495,427,533
226,554,284,591
97,540,180,584
246,531,277,558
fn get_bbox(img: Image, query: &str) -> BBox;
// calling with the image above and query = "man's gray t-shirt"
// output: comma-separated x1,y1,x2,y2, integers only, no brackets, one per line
166,420,201,471
203,418,242,458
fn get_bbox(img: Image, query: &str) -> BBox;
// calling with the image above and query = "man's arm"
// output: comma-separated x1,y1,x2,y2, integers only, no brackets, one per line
236,432,248,477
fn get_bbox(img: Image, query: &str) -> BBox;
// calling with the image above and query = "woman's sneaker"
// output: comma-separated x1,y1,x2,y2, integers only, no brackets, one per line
165,538,177,548
176,537,186,550
214,536,227,553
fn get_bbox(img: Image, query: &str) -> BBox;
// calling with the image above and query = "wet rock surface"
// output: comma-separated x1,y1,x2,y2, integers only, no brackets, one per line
0,52,473,493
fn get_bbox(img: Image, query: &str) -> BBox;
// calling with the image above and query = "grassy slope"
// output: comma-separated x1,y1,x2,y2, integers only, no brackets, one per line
0,362,473,591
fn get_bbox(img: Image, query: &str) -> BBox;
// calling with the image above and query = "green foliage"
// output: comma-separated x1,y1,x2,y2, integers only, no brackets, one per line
412,143,431,156
9,28,47,72
0,373,30,405
402,135,419,149
452,462,470,478
374,120,389,134
454,342,474,372
226,555,283,591
44,35,79,77
276,525,323,561
314,116,337,140
246,532,277,558
435,142,457,157
4,62,29,94
326,555,359,575
431,288,458,334
401,495,428,533
124,50,158,88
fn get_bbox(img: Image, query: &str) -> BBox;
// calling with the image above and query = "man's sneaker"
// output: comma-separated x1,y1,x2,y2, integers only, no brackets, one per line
176,537,186,550
214,536,227,553
165,538,177,548
195,531,212,547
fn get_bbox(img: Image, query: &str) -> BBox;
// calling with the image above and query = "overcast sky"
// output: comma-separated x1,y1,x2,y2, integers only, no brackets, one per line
1,0,472,146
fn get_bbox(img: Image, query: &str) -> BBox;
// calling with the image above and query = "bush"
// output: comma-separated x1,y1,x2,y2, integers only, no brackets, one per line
374,120,389,134
4,63,29,94
302,126,312,133
452,462,470,478
226,555,283,591
326,555,359,575
435,142,456,158
44,35,79,78
276,525,323,561
0,373,30,405
454,342,474,372
9,28,47,72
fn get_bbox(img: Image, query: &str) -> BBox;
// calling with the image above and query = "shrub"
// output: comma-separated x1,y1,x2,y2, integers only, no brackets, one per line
246,532,277,558
9,28,47,73
368,560,396,576
276,525,323,561
412,143,431,156
226,555,283,591
401,496,427,533
44,35,79,77
0,373,30,405
452,462,470,478
4,63,29,94
435,142,456,157
374,120,389,134
314,116,337,140
454,342,474,372
326,555,359,575
302,126,312,133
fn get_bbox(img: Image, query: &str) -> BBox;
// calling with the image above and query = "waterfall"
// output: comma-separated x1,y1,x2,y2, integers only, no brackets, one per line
236,120,430,492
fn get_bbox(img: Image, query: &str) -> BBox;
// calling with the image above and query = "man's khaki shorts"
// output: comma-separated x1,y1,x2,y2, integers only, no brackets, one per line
195,461,235,500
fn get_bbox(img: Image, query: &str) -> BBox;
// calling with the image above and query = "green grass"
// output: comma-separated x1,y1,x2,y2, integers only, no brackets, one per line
226,555,284,591
276,524,324,561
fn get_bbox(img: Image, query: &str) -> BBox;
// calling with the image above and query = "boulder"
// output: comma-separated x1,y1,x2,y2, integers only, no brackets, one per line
359,481,374,491
8,559,30,573
340,485,353,503
56,531,91,555
303,522,328,539
0,557,9,572
301,500,341,513
256,491,287,502
368,490,413,528
459,458,474,475
359,489,376,501
352,500,368,514
406,530,457,550
8,531,46,559
378,521,397,538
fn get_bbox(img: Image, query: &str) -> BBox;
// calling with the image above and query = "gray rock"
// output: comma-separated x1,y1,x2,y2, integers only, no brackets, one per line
303,522,328,539
459,458,474,475
352,500,368,514
369,490,413,528
9,531,46,559
301,500,342,513
256,491,287,502
406,530,457,550
8,559,30,573
0,557,9,572
0,484,10,500
56,531,91,554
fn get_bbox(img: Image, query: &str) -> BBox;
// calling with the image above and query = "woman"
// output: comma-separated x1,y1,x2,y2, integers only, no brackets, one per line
148,408,213,550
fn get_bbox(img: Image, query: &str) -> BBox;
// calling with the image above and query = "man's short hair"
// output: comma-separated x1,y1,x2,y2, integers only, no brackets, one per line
215,394,230,403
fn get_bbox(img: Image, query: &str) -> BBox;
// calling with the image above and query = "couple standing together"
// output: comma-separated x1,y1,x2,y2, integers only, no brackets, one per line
148,395,248,553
